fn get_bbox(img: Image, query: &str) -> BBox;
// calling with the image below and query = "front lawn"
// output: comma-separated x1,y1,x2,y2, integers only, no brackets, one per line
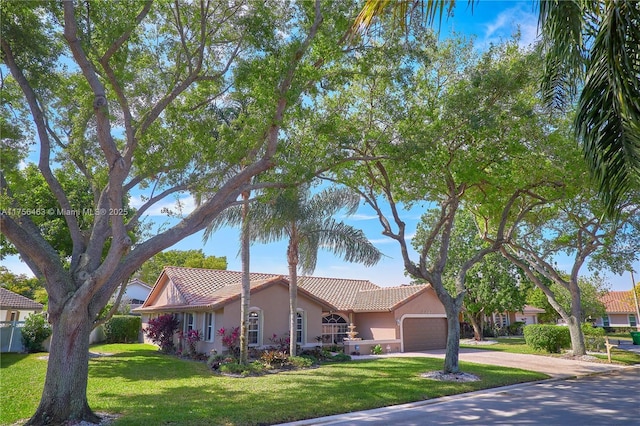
1,343,547,425
460,338,640,365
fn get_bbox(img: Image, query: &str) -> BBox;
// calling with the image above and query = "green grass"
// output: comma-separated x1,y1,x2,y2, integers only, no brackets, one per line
1,343,547,425
461,338,640,365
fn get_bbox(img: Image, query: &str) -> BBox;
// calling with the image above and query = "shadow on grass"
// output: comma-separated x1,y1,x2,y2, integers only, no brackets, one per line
90,357,546,426
0,353,32,369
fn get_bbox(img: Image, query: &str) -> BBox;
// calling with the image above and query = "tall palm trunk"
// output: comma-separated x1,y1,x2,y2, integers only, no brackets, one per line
287,226,299,356
239,190,250,364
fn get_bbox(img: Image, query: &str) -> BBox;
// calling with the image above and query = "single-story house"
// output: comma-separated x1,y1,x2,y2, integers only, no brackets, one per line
595,290,638,328
489,305,545,328
0,287,44,322
134,267,447,354
1,288,45,352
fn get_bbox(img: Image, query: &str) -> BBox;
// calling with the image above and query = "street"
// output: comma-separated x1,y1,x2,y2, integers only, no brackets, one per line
285,366,640,425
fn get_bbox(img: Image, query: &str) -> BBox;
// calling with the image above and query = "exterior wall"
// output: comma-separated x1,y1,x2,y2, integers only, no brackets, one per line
393,287,446,338
144,276,185,306
352,312,396,340
222,284,324,349
1,308,42,322
124,283,152,303
343,339,401,355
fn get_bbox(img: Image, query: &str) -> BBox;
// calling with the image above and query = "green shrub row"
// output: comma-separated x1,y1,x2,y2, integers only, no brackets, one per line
104,315,141,343
523,324,571,353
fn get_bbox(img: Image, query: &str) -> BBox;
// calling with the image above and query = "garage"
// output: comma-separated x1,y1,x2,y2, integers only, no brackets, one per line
402,317,447,351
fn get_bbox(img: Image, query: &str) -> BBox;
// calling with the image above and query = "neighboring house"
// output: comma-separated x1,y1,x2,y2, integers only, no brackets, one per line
134,267,446,354
596,291,638,328
0,287,44,322
113,278,152,311
0,288,44,352
488,305,545,328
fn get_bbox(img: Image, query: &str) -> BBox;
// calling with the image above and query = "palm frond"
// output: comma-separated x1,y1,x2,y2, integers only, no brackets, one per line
576,0,640,214
538,0,589,109
349,0,462,40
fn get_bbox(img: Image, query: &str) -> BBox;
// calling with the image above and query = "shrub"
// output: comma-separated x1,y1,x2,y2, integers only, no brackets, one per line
582,324,606,352
268,333,290,353
523,324,571,353
331,353,351,362
289,356,314,368
144,314,180,353
300,348,329,361
179,329,202,355
371,344,383,355
219,361,265,376
217,327,240,358
260,350,289,368
104,315,141,343
21,313,51,353
507,321,525,336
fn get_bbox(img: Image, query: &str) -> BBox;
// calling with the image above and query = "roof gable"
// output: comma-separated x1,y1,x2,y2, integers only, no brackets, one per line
352,285,432,312
0,288,44,311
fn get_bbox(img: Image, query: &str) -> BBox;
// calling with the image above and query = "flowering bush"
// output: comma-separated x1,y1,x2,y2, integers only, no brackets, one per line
179,329,202,355
144,314,180,353
268,333,291,353
217,326,240,358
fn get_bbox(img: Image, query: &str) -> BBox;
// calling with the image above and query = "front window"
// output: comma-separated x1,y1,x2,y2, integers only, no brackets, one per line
296,312,304,344
630,314,637,327
248,311,260,346
602,316,610,327
184,313,194,332
322,314,348,344
204,313,214,342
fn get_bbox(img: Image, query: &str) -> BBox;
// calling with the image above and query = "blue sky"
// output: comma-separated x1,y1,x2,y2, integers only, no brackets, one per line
4,1,638,292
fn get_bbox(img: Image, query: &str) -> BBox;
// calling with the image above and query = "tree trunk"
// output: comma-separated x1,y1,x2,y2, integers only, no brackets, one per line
288,230,299,356
26,306,99,425
469,312,484,341
239,190,250,364
443,300,462,373
568,282,586,356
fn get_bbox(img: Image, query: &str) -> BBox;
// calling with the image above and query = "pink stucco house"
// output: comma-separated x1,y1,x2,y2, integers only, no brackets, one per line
134,267,447,354
596,291,638,328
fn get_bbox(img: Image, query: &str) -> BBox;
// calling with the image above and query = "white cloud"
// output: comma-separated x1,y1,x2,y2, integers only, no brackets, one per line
129,194,197,217
480,5,539,50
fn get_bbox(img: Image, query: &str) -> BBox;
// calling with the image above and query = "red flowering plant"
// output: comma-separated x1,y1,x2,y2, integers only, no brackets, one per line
144,314,180,353
217,326,240,359
178,329,202,356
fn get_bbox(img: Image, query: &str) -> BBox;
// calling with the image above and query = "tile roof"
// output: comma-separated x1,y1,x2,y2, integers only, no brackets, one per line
600,291,638,314
521,305,546,314
136,267,430,313
0,288,44,311
351,285,431,312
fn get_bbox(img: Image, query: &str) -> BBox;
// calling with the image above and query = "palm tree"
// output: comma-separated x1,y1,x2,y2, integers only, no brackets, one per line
351,0,640,215
210,184,383,356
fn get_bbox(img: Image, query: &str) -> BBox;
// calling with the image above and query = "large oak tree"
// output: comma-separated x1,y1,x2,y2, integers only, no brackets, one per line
0,1,356,423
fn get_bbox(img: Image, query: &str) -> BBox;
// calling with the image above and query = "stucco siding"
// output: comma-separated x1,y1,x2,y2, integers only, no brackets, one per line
353,312,396,340
394,287,445,323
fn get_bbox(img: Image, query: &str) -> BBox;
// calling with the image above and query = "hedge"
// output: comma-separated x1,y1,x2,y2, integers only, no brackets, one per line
523,324,571,353
104,315,141,343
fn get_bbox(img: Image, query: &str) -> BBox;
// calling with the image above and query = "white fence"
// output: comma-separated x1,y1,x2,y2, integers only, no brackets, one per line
0,321,25,352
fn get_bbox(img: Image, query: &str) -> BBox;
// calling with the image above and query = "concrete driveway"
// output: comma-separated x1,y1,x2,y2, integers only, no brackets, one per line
362,347,628,378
